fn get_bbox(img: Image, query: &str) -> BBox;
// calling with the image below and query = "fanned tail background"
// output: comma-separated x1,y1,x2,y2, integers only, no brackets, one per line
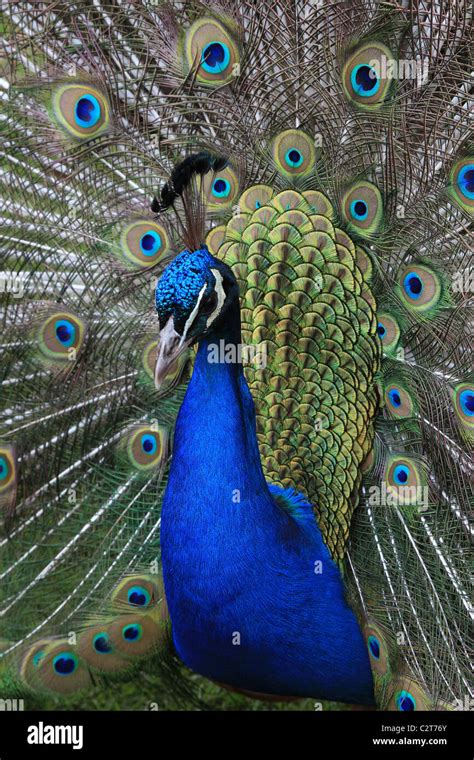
0,0,472,710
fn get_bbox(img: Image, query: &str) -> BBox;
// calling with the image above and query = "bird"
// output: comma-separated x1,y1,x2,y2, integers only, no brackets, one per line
0,0,472,711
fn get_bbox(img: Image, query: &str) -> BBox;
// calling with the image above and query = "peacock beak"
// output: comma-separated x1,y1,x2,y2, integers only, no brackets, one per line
154,317,190,390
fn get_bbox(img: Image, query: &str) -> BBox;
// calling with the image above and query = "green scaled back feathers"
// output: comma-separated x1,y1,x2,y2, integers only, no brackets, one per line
207,185,380,560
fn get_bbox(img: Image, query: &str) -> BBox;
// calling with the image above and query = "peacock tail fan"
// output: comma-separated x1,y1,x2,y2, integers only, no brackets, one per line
0,0,472,711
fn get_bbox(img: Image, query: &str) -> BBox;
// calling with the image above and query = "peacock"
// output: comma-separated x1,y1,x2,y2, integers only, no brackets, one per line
0,0,472,712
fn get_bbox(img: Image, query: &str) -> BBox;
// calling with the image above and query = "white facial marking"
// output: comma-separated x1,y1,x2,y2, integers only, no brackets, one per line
181,283,207,344
207,269,226,328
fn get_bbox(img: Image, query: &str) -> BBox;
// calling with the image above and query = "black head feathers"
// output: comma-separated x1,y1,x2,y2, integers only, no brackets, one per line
151,152,228,213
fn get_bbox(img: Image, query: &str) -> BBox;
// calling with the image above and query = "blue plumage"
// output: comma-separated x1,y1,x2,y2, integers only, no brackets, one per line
159,252,374,705
155,248,215,333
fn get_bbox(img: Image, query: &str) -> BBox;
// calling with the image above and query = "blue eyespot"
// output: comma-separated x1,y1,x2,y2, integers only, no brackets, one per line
212,178,231,198
141,434,157,455
127,585,151,608
368,635,380,660
255,200,261,209
403,272,423,299
122,624,143,642
53,652,78,676
33,650,45,667
93,633,112,654
377,322,386,338
285,148,303,168
140,230,162,256
459,390,474,417
0,456,7,480
396,690,416,711
75,94,101,128
55,319,76,347
457,164,474,199
201,41,231,74
388,389,402,408
393,464,410,485
351,64,380,97
350,199,368,221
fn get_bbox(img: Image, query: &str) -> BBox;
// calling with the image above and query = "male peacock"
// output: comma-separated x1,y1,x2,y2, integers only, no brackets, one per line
0,0,472,712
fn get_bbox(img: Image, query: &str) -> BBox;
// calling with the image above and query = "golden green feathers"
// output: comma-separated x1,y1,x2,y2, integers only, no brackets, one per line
208,180,381,560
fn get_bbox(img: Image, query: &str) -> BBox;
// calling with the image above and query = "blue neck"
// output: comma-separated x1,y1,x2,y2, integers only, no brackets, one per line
167,305,276,529
160,302,375,704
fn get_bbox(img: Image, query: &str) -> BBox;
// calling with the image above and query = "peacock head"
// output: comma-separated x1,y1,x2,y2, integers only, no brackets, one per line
154,246,238,388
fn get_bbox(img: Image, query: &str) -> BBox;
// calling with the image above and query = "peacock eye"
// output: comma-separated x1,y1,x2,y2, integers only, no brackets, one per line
388,389,401,407
342,180,383,236
122,623,143,642
200,291,218,314
351,64,379,96
271,129,316,178
184,17,240,87
52,84,110,140
93,632,113,654
212,177,231,198
460,390,474,416
351,199,369,220
55,319,76,346
398,264,441,312
203,165,239,207
285,148,304,168
75,94,101,128
385,385,414,418
403,272,423,298
127,585,151,607
393,464,409,484
376,312,400,354
201,41,231,74
458,165,474,198
36,310,86,366
53,652,78,676
342,42,394,108
396,690,416,711
119,220,169,269
367,635,380,660
123,424,167,472
453,383,474,434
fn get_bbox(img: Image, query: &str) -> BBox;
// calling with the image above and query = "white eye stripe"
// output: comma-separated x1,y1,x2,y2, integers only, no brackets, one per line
180,269,227,341
181,283,207,344
206,269,226,328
